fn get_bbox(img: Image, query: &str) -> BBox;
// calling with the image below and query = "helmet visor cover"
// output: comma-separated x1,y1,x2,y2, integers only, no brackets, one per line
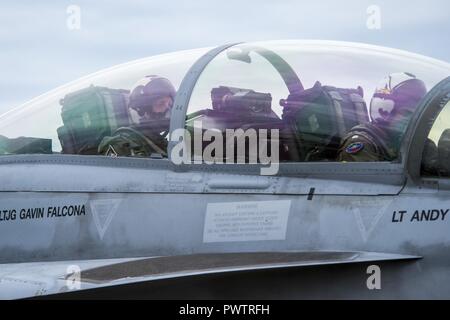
370,72,427,122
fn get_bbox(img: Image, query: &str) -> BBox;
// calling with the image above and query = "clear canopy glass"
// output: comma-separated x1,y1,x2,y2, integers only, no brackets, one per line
0,40,449,162
0,47,210,154
185,40,450,162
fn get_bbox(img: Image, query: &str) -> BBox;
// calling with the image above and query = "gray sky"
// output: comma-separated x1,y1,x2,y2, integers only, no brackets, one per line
0,0,449,113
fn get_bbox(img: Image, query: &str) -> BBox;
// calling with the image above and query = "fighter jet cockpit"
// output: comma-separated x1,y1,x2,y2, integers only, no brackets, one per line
185,44,370,163
0,41,449,170
0,47,208,158
183,42,448,165
2,41,450,300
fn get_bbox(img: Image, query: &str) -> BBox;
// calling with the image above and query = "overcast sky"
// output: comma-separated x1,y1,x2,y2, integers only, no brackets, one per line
0,0,449,113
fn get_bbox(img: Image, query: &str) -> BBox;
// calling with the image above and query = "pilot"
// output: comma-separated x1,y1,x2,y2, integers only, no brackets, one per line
98,75,176,157
338,72,427,162
128,75,176,123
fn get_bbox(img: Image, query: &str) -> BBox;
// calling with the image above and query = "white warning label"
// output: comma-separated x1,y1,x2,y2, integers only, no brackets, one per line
203,200,291,243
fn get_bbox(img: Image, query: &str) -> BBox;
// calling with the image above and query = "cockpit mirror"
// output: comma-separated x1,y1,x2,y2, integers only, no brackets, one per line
226,48,251,64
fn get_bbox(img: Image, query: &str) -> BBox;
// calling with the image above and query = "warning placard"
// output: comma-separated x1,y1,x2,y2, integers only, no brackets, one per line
203,200,291,243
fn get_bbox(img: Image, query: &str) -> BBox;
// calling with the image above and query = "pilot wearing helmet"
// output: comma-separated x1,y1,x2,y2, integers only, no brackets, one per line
128,75,176,123
98,75,176,157
338,72,427,162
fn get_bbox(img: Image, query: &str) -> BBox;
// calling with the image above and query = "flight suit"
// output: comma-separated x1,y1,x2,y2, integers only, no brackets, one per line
98,125,168,157
337,123,397,162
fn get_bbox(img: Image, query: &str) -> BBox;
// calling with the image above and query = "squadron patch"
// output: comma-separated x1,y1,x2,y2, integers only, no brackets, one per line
346,142,364,154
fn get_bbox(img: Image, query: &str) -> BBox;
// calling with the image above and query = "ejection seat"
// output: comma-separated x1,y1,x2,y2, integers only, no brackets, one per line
57,86,130,155
280,81,369,162
186,86,294,163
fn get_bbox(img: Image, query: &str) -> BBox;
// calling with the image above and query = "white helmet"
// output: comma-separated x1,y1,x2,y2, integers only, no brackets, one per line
370,72,427,123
